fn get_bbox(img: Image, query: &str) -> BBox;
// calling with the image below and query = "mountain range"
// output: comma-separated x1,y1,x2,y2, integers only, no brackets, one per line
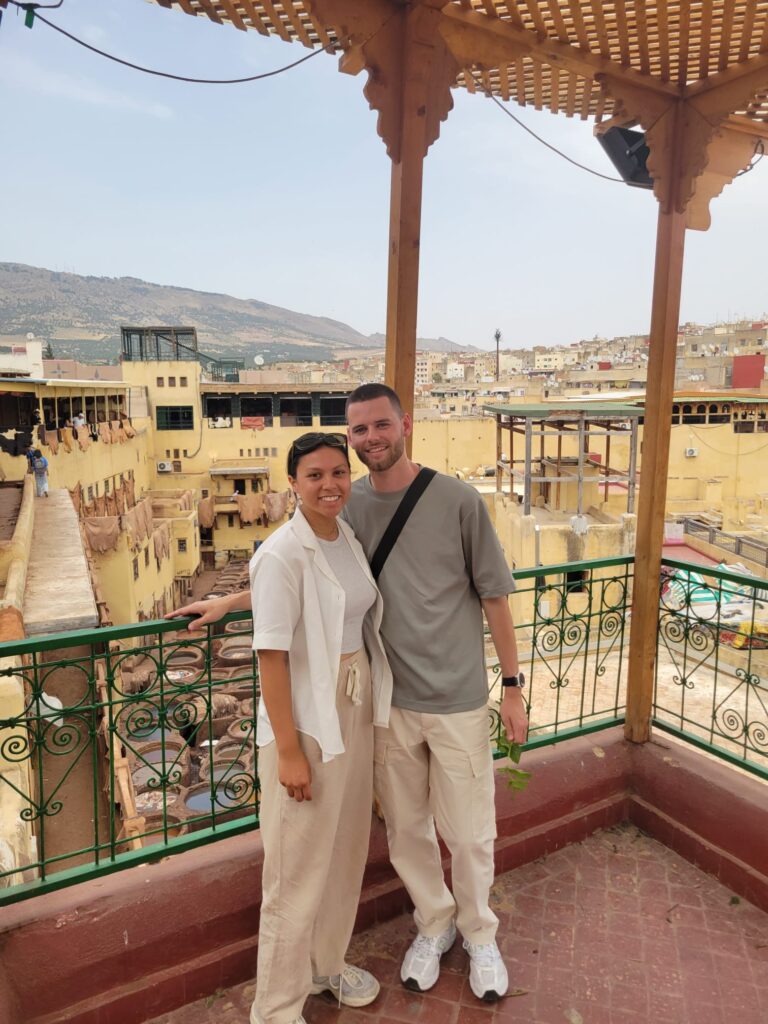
0,263,478,363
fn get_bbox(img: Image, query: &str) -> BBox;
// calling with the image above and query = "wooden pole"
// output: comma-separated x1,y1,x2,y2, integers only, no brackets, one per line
625,203,687,743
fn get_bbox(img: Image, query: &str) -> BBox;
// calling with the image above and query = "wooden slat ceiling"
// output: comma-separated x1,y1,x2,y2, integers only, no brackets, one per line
152,2,768,123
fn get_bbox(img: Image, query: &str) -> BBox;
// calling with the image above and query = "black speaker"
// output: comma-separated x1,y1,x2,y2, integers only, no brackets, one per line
597,126,653,189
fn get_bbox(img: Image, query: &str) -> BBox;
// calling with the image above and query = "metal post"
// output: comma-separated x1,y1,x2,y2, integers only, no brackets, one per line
524,418,532,515
627,418,638,514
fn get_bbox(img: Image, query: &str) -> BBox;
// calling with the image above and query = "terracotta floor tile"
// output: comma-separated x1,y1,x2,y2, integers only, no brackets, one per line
142,825,768,1024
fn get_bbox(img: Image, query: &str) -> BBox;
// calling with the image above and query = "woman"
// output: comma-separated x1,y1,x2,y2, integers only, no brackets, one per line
32,449,49,498
175,432,391,1024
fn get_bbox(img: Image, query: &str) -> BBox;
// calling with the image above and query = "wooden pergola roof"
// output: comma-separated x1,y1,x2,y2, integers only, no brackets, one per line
156,2,768,128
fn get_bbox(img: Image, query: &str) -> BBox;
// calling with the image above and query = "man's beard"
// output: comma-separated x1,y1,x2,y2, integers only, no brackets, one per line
356,435,405,472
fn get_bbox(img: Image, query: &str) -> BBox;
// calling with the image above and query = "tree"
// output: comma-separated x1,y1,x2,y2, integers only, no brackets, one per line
43,341,54,360
432,372,443,383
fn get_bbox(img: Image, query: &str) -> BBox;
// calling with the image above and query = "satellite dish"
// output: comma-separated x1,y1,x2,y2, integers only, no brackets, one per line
254,355,264,366
26,332,35,340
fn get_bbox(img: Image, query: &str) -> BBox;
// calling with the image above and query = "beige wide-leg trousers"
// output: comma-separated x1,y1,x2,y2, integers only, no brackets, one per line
253,650,373,1024
374,704,498,945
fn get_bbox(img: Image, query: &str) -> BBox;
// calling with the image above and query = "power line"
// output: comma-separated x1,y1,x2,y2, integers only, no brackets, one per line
5,0,335,84
467,69,625,184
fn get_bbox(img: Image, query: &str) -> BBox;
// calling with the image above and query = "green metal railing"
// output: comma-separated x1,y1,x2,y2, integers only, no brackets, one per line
0,613,259,905
2,551,765,907
488,556,633,753
655,557,768,779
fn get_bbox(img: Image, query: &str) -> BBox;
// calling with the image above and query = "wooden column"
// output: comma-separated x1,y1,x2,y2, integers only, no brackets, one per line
384,120,425,431
625,202,687,743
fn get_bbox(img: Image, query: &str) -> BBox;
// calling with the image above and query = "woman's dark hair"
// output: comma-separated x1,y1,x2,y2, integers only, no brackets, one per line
286,432,349,477
33,449,42,458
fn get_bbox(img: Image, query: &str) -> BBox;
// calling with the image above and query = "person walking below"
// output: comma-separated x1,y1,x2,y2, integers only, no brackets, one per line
172,432,392,1024
32,449,49,497
343,383,528,1004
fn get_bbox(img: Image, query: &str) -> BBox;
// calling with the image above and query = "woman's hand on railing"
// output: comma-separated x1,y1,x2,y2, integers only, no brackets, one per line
165,594,246,632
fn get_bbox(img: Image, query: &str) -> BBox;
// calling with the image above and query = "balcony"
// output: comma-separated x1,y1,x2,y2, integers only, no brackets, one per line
0,556,766,1023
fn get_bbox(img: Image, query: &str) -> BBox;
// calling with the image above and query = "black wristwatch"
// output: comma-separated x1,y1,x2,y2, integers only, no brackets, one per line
501,671,525,689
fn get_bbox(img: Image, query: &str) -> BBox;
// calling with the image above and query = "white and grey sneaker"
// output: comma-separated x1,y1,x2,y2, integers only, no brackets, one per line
400,921,457,992
311,963,380,1007
463,939,508,1002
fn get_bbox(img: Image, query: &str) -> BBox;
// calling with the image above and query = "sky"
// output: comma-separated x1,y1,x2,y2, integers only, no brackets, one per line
2,0,768,350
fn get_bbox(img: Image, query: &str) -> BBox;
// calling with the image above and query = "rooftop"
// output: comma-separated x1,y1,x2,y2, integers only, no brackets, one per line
143,824,768,1024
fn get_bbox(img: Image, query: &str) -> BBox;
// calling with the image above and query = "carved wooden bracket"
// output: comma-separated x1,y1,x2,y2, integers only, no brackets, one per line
307,0,458,162
598,74,767,231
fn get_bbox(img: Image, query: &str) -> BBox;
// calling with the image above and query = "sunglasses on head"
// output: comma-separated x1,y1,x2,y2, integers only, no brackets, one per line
287,432,348,476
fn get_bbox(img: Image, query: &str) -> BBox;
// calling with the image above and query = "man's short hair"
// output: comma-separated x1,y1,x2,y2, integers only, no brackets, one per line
345,383,404,417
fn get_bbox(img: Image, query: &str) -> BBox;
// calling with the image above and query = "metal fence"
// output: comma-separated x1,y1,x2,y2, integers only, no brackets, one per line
3,551,765,907
683,518,768,568
488,557,633,751
0,614,259,904
655,557,768,778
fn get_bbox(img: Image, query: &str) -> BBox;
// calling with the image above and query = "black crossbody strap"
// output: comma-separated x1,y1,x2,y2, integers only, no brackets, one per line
369,467,437,581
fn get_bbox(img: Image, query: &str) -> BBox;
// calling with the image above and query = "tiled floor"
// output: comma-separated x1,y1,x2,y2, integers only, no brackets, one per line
145,824,768,1024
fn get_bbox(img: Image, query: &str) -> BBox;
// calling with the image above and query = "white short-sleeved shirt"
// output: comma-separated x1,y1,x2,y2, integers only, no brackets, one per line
249,507,392,762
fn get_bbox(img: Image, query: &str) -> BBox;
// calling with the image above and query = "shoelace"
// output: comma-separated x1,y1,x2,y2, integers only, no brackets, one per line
326,964,368,1009
467,943,501,967
411,933,442,957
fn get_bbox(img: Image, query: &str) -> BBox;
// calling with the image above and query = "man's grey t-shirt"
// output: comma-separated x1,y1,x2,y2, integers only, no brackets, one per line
343,470,514,714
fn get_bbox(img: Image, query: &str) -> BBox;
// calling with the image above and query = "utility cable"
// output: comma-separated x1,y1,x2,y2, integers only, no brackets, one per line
6,0,335,83
467,69,625,184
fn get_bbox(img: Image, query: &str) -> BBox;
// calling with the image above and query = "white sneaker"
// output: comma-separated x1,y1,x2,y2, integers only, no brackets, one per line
250,1008,306,1024
463,939,508,1002
400,921,457,992
311,963,380,1007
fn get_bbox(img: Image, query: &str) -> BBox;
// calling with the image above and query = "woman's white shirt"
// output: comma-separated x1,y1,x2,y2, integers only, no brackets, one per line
249,506,392,763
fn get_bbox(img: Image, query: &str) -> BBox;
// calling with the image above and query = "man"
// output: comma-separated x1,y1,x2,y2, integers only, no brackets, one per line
341,383,527,1001
169,384,527,1006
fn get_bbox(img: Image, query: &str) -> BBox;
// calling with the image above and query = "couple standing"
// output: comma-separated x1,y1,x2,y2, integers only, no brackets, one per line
172,383,528,1024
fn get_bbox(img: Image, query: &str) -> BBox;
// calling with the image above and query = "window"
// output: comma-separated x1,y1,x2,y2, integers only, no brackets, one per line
173,449,180,459
565,570,588,594
227,515,234,528
156,406,193,431
133,558,139,581
254,448,261,457
104,480,110,494
239,449,244,457
172,460,182,472
144,548,150,568
240,396,272,426
234,479,246,495
202,489,209,498
178,538,187,553
180,377,188,387
279,397,312,427
271,447,277,458
734,421,756,433
168,377,176,387
156,377,164,387
319,396,347,426
165,449,171,458
183,449,188,458
87,485,94,502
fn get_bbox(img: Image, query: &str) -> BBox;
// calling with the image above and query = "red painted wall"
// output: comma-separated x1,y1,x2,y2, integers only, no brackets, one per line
732,353,765,388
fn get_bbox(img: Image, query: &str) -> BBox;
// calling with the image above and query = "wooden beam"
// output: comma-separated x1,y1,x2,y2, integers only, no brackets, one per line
626,121,687,742
439,5,679,99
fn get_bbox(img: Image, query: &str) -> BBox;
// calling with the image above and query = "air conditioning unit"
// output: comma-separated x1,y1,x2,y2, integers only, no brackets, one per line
157,461,173,473
684,447,699,458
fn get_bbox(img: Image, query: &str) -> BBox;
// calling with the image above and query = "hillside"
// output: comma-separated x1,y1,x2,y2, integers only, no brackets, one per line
0,262,373,363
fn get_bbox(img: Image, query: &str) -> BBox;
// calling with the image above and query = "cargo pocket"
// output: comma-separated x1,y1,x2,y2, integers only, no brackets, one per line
468,743,497,842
